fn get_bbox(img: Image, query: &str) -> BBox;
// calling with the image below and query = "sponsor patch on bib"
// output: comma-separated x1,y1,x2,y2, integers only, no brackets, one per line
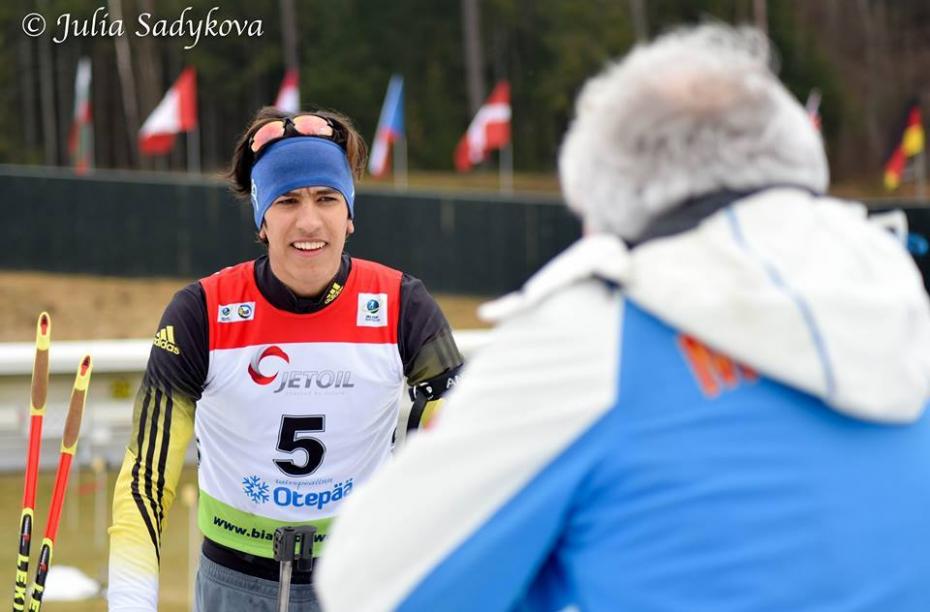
357,293,388,327
218,301,256,323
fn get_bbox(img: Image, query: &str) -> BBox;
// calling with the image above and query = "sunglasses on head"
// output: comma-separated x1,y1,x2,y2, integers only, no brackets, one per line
248,114,347,159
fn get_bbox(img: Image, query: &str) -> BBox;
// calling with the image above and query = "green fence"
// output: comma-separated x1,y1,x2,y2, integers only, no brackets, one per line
0,166,580,295
2,166,928,295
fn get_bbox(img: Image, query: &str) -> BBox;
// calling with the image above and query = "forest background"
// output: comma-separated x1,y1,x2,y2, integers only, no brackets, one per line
0,0,928,196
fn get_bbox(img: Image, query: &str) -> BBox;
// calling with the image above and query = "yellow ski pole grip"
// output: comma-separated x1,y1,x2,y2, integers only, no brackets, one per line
35,312,50,351
61,355,92,455
29,312,51,417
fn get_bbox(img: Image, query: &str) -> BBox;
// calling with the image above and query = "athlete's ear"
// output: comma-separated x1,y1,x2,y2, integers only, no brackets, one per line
258,221,267,242
346,219,355,237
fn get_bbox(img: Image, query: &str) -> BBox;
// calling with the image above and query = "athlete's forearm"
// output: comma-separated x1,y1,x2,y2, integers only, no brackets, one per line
108,384,194,610
108,449,161,611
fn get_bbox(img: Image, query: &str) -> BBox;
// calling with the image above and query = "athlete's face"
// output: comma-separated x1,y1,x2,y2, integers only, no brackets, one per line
260,186,354,298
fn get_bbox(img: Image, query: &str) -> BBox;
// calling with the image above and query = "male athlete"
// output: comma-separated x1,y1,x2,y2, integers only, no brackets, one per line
107,109,463,611
317,25,930,611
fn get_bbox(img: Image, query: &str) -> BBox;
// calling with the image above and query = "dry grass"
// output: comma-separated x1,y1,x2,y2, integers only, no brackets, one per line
0,271,489,342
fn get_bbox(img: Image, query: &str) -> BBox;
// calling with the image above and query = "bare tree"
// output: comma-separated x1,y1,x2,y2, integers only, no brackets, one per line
461,0,486,115
135,0,162,170
753,0,768,36
629,0,648,43
17,38,38,153
110,0,139,167
281,0,299,71
36,0,57,165
855,0,885,166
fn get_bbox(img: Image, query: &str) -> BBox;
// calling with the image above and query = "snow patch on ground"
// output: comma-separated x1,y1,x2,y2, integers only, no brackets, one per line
43,565,99,601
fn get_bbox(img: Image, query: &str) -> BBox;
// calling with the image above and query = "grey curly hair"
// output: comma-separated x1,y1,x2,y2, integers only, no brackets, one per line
558,24,828,240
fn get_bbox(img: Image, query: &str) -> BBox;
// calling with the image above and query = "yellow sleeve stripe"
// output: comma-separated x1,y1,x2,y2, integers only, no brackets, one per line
129,386,174,563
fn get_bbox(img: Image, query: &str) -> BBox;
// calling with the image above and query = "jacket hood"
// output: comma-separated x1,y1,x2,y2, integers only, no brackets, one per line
481,188,930,423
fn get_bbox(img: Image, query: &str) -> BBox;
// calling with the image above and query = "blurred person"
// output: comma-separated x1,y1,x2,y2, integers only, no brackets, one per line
107,108,463,611
316,24,930,611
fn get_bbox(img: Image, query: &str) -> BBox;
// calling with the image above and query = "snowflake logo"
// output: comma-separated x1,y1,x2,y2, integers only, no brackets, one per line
241,475,269,504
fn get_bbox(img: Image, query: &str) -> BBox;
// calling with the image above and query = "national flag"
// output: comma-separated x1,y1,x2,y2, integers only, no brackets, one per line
68,58,93,174
454,81,511,172
884,103,925,191
368,75,405,177
138,67,198,156
805,88,821,132
274,68,300,113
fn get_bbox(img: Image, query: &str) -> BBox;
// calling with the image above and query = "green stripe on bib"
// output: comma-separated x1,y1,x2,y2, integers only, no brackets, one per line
198,489,334,558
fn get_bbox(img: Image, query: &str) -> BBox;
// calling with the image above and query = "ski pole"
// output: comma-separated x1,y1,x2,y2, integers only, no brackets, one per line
27,355,92,612
274,525,316,612
12,314,50,612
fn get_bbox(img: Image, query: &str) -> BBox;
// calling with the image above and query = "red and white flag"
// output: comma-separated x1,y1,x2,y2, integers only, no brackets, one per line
138,67,198,155
68,57,93,174
275,68,300,113
369,75,404,177
454,81,511,172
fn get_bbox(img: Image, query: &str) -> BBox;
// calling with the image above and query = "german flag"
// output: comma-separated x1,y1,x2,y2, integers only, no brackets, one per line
884,103,925,191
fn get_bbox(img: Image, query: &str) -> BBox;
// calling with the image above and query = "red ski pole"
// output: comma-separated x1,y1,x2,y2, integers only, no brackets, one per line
26,355,92,612
12,314,50,612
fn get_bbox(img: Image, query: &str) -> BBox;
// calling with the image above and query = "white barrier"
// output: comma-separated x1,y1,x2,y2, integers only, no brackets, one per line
0,339,152,376
0,331,493,375
0,330,491,471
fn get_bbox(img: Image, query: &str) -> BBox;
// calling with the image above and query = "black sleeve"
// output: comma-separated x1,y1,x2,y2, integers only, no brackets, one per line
143,281,209,401
397,274,464,397
115,284,205,577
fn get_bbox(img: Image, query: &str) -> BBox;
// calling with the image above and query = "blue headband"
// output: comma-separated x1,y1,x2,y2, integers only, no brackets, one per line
249,137,356,228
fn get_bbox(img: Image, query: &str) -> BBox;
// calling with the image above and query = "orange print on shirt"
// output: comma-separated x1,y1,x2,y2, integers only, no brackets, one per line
677,335,757,397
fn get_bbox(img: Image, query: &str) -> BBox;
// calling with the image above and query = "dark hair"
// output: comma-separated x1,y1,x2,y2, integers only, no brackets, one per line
227,106,368,202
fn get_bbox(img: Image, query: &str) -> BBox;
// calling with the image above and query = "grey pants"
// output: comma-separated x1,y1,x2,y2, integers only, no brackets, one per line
194,553,321,612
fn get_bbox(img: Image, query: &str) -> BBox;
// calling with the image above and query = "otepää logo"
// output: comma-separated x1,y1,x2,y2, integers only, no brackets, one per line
242,475,270,504
241,475,354,511
153,325,180,355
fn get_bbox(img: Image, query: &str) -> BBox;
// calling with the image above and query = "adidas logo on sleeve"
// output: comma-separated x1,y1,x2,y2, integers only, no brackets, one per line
154,325,181,355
